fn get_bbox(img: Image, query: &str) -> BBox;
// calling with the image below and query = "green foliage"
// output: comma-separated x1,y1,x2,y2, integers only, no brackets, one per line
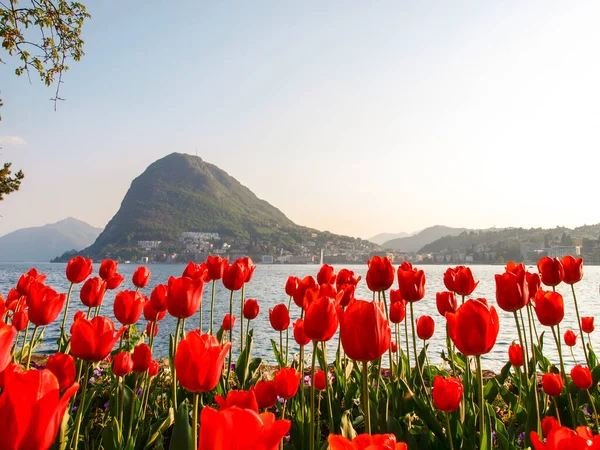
0,161,24,200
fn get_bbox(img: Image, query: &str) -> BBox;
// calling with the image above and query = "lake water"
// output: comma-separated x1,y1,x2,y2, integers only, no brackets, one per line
2,262,599,372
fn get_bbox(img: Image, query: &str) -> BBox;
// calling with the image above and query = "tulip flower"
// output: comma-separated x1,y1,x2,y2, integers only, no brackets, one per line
571,365,593,390
273,367,300,399
46,352,76,391
215,389,260,412
199,402,290,450
106,273,125,290
416,315,435,341
531,425,600,450
0,322,16,372
340,299,391,362
444,266,478,297
12,310,28,331
182,261,208,281
146,321,158,337
317,264,337,286
269,304,290,332
70,310,86,333
285,276,299,298
175,331,231,393
150,284,168,312
206,255,228,281
526,271,541,297
495,267,529,312
562,256,583,285
564,330,578,347
292,276,317,309
328,434,408,450
397,262,426,302
132,266,151,288
0,369,79,450
391,341,398,353
148,360,159,377
99,259,118,280
436,291,457,317
71,316,126,362
132,343,152,373
445,298,499,356
390,301,405,324
113,290,145,326
304,296,339,342
253,380,278,409
432,376,463,412
113,351,133,377
542,372,564,396
366,256,395,292
66,256,93,284
222,260,247,291
243,299,260,320
582,317,595,334
508,343,523,367
293,319,310,346
167,276,204,319
533,290,564,327
314,370,327,391
241,257,256,283
222,314,236,331
16,268,46,295
537,257,564,287
336,269,361,289
541,416,560,439
143,300,166,322
26,282,66,327
80,277,107,308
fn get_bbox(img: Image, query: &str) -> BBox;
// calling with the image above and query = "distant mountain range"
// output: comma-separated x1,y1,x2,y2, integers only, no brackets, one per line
381,226,468,252
57,153,376,261
368,232,412,245
0,218,102,262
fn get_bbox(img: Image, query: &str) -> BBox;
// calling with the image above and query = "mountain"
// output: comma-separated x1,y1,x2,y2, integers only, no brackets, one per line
381,225,467,252
69,153,376,260
0,218,103,262
368,232,411,245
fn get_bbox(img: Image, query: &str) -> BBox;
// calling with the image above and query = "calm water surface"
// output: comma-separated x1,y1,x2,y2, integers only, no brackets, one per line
3,262,599,372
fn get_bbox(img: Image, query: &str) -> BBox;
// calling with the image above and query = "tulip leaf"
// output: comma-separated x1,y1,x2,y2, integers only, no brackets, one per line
486,404,510,450
341,410,357,439
171,402,194,450
236,329,253,389
144,409,174,449
591,365,600,386
588,345,597,368
524,372,541,447
533,343,551,373
101,417,121,450
270,339,285,368
412,395,445,438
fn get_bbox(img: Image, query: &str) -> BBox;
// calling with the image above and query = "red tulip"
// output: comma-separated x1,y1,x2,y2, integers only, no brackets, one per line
70,316,125,362
243,299,260,320
132,343,152,373
199,403,290,450
541,416,560,439
0,295,4,319
508,343,523,367
336,269,361,289
206,255,228,281
222,260,247,291
339,284,356,307
273,367,300,399
542,372,564,396
436,292,457,317
27,282,66,326
16,268,46,296
12,310,28,331
80,277,107,308
416,315,435,341
495,267,529,312
564,330,578,347
526,271,541,297
167,276,204,319
292,276,317,309
314,370,327,391
46,353,76,391
216,389,260,412
571,365,593,390
533,290,564,327
390,301,405,324
0,322,16,372
432,376,463,412
143,300,166,322
397,262,426,302
304,295,338,342
0,368,79,450
444,266,478,296
112,351,133,377
148,360,159,377
269,304,290,332
66,256,93,284
582,317,595,334
182,261,208,281
391,342,398,353
253,380,278,409
328,434,408,450
389,289,404,305
99,259,118,280
146,321,158,337
113,290,145,325
446,298,499,356
285,276,299,298
293,319,310,346
340,299,391,362
531,425,600,450
317,264,337,286
175,331,231,392
150,283,168,312
561,256,584,285
132,266,151,289
106,273,125,290
222,314,236,331
241,257,256,283
537,257,564,287
366,256,395,292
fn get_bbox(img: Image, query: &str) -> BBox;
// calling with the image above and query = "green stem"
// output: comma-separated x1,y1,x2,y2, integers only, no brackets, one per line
209,280,216,335
280,331,284,368
525,303,541,436
119,376,125,430
514,311,529,375
71,362,89,449
362,360,371,434
423,339,433,398
445,413,455,450
571,284,590,367
226,290,234,384
410,303,428,396
280,399,288,450
446,323,457,377
404,314,411,377
148,320,157,349
59,283,74,350
552,324,576,425
286,295,292,366
322,342,335,434
518,309,530,373
240,285,245,352
588,389,600,433
19,324,29,360
309,341,317,450
381,290,394,374
25,325,39,370
476,355,485,449
126,375,138,443
193,392,199,450
172,318,182,411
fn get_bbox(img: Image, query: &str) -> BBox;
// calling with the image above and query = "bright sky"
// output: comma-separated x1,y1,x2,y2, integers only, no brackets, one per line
1,1,600,240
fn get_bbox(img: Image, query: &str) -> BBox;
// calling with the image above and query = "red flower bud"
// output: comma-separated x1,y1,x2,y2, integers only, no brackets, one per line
132,266,151,289
66,256,93,284
564,330,578,347
269,304,290,332
243,299,260,320
537,257,564,287
113,351,133,377
541,372,564,396
508,343,523,367
416,315,435,341
582,317,595,334
366,256,395,292
273,367,300,399
432,376,463,412
571,365,593,390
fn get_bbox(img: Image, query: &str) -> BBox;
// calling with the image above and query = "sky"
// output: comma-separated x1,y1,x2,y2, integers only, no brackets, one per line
1,1,600,240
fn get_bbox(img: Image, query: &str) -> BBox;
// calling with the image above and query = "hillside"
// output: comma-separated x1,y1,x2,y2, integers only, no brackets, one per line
368,232,411,245
0,218,102,262
382,225,467,252
63,153,376,261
